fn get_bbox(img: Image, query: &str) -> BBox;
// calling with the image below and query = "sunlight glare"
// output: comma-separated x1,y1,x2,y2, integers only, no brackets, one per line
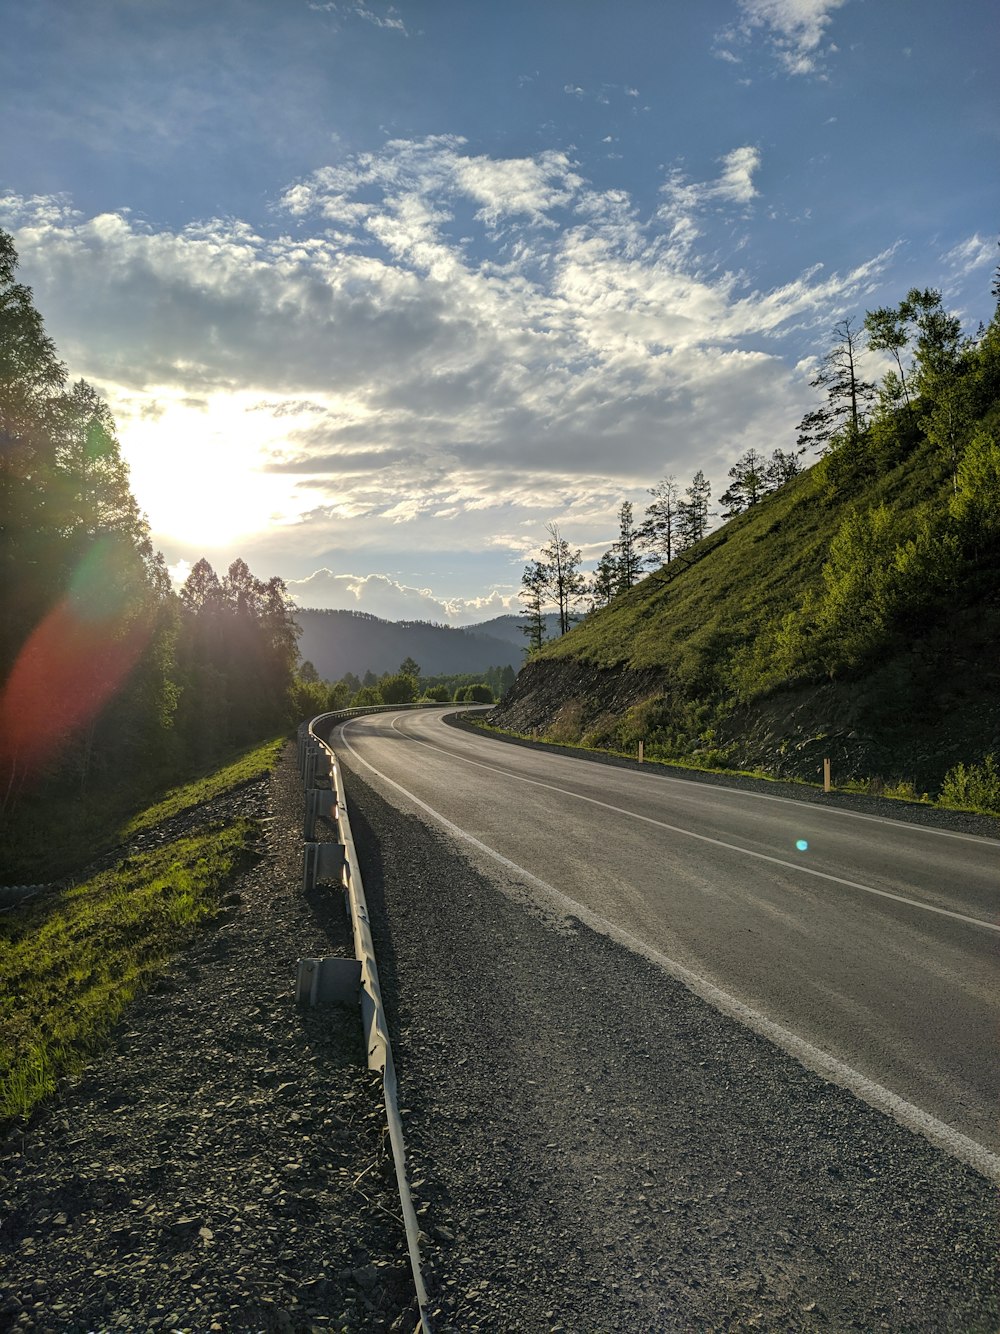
117,391,310,547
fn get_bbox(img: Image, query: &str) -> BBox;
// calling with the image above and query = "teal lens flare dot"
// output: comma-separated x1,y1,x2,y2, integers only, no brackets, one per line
796,839,809,852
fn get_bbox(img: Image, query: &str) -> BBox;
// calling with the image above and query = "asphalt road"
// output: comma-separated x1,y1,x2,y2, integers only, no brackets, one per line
336,706,999,1169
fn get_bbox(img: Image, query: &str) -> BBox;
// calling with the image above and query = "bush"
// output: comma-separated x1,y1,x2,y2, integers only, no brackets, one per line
939,754,1000,814
421,684,451,702
465,683,494,703
350,685,382,707
380,672,417,704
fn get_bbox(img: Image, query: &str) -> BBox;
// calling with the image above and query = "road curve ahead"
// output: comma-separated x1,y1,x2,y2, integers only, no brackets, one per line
333,707,998,1330
339,707,999,1163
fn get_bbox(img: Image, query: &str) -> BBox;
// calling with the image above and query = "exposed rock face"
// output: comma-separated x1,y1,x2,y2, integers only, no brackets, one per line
490,652,1000,791
488,657,666,738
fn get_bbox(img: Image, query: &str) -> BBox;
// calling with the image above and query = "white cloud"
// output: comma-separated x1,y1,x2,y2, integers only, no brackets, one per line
714,146,761,204
942,233,996,278
660,145,761,215
0,138,896,597
285,569,519,623
723,0,849,76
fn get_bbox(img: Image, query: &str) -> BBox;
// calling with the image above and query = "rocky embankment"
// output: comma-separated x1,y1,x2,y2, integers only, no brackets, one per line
489,654,1000,791
0,746,415,1333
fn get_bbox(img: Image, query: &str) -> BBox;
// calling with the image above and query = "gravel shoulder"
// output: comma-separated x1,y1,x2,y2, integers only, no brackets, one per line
342,752,999,1332
0,743,415,1333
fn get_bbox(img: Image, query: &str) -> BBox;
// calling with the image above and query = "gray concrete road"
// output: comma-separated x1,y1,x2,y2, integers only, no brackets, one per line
335,707,999,1168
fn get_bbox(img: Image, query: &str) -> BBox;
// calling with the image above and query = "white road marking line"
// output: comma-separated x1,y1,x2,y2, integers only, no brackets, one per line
338,721,1000,1184
378,714,998,934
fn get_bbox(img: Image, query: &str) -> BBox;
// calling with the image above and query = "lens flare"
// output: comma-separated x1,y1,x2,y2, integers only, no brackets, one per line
796,839,809,852
0,539,152,792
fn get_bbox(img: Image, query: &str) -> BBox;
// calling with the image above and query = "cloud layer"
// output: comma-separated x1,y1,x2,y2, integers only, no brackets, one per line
1,137,894,614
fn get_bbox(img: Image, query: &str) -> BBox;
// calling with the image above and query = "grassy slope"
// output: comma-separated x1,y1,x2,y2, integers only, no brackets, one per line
541,439,951,685
501,435,998,801
0,740,283,1125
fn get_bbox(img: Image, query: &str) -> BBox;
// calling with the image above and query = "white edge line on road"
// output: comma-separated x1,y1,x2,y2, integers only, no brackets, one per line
339,720,1000,1185
385,714,998,935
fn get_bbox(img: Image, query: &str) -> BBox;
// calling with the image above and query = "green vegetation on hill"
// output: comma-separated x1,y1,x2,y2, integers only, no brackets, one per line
497,275,1000,808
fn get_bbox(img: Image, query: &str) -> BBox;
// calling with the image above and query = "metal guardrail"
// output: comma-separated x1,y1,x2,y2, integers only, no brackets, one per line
298,701,455,1334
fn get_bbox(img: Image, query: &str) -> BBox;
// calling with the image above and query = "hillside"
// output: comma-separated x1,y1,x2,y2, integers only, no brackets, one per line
466,612,563,648
490,314,1000,795
295,608,518,680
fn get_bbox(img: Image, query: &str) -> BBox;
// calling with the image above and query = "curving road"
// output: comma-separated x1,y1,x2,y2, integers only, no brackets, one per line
337,706,999,1166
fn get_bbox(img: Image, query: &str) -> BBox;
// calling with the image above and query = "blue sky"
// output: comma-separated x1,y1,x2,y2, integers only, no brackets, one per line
2,0,997,623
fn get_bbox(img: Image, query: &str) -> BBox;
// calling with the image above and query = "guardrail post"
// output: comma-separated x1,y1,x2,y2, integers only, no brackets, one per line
305,788,338,840
302,840,347,892
295,956,362,1005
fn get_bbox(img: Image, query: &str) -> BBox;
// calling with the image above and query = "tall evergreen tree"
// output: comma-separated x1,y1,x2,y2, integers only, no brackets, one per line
796,316,876,455
640,475,679,565
519,558,548,653
540,523,585,634
720,448,769,517
612,500,645,592
676,469,714,549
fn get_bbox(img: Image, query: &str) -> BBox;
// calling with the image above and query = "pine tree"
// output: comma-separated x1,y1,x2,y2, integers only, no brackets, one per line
676,470,714,549
720,448,769,517
796,317,875,455
639,476,679,565
587,550,619,610
540,523,585,634
612,500,645,592
519,559,548,653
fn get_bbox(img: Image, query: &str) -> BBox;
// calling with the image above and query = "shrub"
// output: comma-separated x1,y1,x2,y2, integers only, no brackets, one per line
939,754,1000,815
350,685,382,707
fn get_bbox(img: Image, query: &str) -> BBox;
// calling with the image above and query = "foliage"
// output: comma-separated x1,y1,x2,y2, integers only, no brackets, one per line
939,755,1000,816
455,682,494,703
1,230,298,871
380,671,418,704
350,685,382,707
421,684,452,702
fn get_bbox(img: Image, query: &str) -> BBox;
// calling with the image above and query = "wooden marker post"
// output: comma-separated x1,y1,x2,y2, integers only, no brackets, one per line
823,757,831,793
638,740,644,763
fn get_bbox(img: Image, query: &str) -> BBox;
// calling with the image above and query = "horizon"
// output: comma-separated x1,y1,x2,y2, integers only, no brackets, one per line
2,0,997,626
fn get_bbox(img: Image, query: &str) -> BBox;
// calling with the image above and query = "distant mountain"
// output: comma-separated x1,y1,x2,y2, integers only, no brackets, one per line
295,609,519,680
465,613,563,648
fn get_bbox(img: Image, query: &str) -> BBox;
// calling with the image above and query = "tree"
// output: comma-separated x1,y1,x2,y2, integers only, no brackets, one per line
905,287,963,392
399,656,421,679
380,672,417,704
351,685,382,707
640,476,679,565
540,523,586,634
675,470,714,549
612,501,645,592
587,550,619,611
520,558,548,654
720,448,769,517
864,304,913,414
796,317,875,455
765,447,806,489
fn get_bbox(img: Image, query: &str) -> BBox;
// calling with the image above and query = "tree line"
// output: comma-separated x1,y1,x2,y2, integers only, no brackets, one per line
521,258,1000,654
0,230,300,817
291,656,514,717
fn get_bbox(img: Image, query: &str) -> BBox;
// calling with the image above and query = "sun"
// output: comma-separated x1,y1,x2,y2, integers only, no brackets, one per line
115,391,308,548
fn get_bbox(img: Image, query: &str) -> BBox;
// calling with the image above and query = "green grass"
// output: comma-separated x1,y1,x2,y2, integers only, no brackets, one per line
0,822,256,1124
1,736,284,884
472,717,1000,820
121,736,284,838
